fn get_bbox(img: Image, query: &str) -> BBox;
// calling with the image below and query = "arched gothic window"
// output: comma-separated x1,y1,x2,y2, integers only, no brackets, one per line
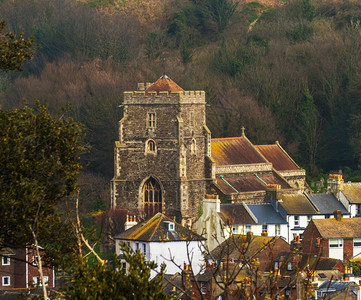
143,177,162,218
145,139,156,154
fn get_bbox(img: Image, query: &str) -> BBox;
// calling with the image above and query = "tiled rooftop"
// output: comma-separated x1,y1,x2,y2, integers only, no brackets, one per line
246,203,287,224
219,203,257,225
255,144,299,171
341,182,361,204
278,193,319,215
312,217,361,239
114,212,204,242
145,75,184,94
216,173,290,194
211,137,266,166
308,194,349,215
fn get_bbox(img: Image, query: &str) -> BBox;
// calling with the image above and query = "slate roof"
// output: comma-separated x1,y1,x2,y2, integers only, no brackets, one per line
145,75,184,94
317,280,357,291
216,173,290,194
211,137,266,166
210,235,283,260
341,182,361,204
255,144,299,171
246,203,287,224
308,194,349,215
219,203,257,225
278,193,319,215
311,217,361,239
114,213,205,242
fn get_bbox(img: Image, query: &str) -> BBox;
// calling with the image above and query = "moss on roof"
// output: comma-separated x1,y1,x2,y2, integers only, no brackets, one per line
312,217,361,239
342,182,361,204
280,193,319,215
114,212,205,242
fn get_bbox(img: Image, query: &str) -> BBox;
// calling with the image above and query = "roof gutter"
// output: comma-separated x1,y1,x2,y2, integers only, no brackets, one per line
254,173,268,186
220,175,239,193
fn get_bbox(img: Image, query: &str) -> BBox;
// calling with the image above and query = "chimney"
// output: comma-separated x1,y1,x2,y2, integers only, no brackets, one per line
327,173,344,197
261,231,268,237
124,215,138,231
266,184,282,201
334,209,342,221
203,194,220,213
145,82,152,89
137,82,145,91
290,235,302,252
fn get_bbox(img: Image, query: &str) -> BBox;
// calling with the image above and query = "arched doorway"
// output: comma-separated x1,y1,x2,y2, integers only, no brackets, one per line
142,177,162,218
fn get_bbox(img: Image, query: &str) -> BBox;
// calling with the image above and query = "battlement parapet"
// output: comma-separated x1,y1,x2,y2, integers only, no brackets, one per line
123,90,206,105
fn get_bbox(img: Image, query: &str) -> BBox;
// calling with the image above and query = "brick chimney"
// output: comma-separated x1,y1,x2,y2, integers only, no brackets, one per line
137,82,145,91
246,231,253,242
266,184,282,201
327,173,344,198
334,209,342,221
124,215,138,230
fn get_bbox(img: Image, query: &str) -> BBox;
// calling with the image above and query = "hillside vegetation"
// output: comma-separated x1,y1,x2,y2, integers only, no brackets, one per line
1,0,361,211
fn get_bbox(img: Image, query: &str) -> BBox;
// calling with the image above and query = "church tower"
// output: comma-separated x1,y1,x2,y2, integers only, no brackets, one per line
111,75,213,225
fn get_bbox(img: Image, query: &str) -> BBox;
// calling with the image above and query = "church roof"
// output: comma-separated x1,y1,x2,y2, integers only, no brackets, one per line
114,212,204,242
211,137,266,166
145,75,184,94
216,173,290,194
255,144,299,171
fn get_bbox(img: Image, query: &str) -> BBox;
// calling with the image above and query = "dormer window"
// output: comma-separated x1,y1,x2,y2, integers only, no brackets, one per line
168,222,175,231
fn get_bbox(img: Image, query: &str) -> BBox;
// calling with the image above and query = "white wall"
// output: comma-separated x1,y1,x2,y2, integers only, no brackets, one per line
148,241,204,277
329,247,343,260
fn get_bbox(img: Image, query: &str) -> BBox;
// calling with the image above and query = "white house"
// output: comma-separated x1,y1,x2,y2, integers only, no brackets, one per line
114,213,205,278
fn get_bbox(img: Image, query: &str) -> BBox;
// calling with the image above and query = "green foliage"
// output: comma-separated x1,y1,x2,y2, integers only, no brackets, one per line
145,32,167,60
286,23,314,42
0,103,85,250
191,0,238,34
241,2,265,23
345,258,361,276
0,20,38,72
213,39,251,77
64,244,168,299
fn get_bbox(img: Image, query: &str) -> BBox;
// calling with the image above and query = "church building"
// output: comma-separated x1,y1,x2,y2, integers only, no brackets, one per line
111,75,306,226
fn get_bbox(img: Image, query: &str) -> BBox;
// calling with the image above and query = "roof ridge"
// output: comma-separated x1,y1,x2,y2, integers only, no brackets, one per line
148,213,163,241
211,136,244,141
130,212,162,240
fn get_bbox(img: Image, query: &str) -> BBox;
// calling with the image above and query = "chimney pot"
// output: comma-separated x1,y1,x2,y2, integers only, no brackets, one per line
334,210,342,221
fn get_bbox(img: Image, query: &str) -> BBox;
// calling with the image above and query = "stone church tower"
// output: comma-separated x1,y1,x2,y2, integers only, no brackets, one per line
111,75,214,225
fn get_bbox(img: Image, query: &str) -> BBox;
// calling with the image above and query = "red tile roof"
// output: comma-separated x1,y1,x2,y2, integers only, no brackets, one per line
211,137,267,166
145,75,184,94
216,173,290,194
255,144,299,171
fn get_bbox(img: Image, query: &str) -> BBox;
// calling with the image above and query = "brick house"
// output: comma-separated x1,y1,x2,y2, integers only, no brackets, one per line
0,248,55,290
302,210,361,260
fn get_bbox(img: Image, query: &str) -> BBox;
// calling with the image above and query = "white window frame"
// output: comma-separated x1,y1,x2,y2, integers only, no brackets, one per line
329,238,343,248
354,238,361,247
143,243,146,255
245,225,251,233
262,224,268,233
275,224,281,236
294,216,299,227
33,276,48,286
169,223,175,231
201,282,207,294
287,262,292,271
2,276,10,286
232,226,238,234
2,256,10,266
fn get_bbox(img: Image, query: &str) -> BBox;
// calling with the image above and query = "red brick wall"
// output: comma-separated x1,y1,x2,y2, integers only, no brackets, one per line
27,249,54,288
0,255,16,290
302,221,328,257
255,238,291,272
343,239,353,261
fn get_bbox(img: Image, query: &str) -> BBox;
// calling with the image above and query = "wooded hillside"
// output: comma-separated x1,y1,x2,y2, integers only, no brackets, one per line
1,0,361,211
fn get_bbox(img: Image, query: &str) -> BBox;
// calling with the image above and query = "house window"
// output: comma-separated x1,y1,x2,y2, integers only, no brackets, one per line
146,140,156,153
143,243,147,255
329,238,343,248
325,214,330,219
294,216,299,227
354,238,361,247
147,113,156,128
356,204,361,216
2,256,10,266
142,177,162,218
33,276,48,286
274,261,280,269
201,282,207,294
122,262,127,271
275,224,281,236
245,225,251,233
287,262,292,271
136,243,139,250
262,225,268,233
2,276,10,286
33,256,39,266
232,226,238,234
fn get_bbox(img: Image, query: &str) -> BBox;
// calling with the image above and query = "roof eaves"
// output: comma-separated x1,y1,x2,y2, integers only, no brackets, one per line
242,202,258,223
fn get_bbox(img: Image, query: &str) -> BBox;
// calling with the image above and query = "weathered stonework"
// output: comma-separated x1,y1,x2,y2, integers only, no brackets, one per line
111,82,213,224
